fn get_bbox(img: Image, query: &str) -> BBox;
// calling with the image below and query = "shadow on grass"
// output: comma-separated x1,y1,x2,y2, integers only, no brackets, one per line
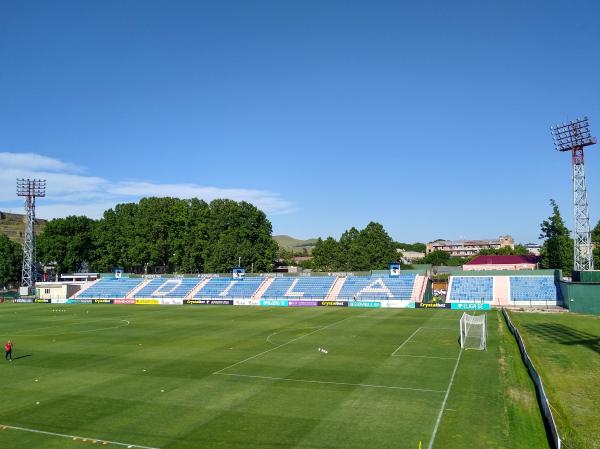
522,323,600,354
13,354,32,360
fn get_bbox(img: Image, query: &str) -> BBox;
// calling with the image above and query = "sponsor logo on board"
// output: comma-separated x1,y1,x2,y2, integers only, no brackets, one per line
450,303,491,311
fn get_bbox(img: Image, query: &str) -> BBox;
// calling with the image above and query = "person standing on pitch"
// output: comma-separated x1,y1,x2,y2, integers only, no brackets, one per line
5,339,12,362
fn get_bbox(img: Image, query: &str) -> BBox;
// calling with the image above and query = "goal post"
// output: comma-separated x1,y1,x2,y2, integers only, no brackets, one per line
460,312,487,350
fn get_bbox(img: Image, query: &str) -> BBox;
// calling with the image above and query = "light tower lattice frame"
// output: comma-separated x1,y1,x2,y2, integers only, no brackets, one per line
16,179,46,291
551,117,597,271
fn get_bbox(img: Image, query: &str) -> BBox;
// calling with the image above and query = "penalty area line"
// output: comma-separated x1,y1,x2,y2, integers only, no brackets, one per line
213,315,355,374
214,373,445,393
391,327,422,356
0,423,161,449
427,348,463,449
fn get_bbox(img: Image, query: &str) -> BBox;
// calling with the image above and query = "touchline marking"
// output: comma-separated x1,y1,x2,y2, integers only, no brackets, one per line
391,327,422,356
0,423,161,449
213,315,354,374
392,354,457,360
428,348,464,449
214,373,445,393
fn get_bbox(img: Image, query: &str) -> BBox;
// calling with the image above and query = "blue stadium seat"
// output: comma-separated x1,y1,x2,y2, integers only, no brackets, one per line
262,277,336,299
449,276,493,302
337,275,416,300
134,278,204,298
194,277,264,298
79,278,143,299
509,276,558,301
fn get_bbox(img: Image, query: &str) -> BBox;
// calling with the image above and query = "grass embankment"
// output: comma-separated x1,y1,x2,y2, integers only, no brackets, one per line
511,311,600,449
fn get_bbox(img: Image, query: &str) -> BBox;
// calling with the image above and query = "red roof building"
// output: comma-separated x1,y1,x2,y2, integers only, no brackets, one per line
463,255,539,271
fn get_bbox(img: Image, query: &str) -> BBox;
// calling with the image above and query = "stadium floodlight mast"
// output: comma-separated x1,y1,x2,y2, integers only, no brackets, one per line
16,178,46,294
551,117,597,272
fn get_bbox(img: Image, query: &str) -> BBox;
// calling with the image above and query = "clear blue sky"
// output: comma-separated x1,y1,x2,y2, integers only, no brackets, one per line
1,0,599,244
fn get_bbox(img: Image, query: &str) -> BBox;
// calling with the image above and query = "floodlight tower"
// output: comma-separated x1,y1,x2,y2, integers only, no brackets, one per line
551,117,597,271
16,179,46,293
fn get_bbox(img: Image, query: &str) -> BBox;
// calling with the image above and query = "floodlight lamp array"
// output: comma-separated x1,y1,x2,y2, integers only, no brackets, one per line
550,117,597,152
16,179,46,198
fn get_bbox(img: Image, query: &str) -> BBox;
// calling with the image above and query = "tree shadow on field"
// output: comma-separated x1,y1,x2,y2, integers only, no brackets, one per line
522,323,600,355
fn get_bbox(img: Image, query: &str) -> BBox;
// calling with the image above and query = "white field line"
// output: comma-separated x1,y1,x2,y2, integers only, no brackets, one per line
214,373,446,393
11,320,130,337
0,423,161,449
266,330,282,346
391,327,422,356
421,327,456,330
427,349,464,449
213,315,354,374
392,354,457,360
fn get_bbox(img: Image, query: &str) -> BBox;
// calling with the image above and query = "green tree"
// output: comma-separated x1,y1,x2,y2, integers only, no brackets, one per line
539,199,573,273
311,237,340,271
311,222,399,271
0,235,21,288
477,244,529,256
592,220,600,269
37,216,96,273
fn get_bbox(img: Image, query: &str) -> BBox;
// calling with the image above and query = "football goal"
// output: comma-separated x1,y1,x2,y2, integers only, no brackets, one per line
460,312,487,350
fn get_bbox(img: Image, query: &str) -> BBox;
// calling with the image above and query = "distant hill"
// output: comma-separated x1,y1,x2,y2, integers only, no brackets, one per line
0,211,46,243
273,235,318,254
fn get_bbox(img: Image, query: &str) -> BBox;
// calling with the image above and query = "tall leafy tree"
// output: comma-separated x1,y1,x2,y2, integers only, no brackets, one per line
0,235,22,288
592,219,600,269
37,216,96,273
311,222,399,271
539,199,573,273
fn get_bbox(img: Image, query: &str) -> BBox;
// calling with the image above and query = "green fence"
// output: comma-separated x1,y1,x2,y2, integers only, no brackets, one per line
559,281,600,314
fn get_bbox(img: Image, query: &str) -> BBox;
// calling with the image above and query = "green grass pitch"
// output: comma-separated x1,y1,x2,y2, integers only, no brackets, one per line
0,305,549,449
510,311,600,449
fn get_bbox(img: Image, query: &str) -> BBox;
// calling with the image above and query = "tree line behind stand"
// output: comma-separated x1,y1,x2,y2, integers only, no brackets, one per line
0,197,598,288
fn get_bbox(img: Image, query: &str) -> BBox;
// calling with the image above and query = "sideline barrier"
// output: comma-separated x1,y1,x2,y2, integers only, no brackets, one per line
502,308,561,449
450,303,491,311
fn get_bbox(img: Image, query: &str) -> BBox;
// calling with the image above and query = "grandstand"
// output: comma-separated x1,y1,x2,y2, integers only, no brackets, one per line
194,277,265,298
134,277,205,299
509,276,558,303
337,274,417,301
261,276,336,299
77,277,143,299
447,276,494,302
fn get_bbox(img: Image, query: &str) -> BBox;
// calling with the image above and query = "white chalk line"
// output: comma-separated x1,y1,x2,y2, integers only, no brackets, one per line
392,354,457,360
9,320,130,337
213,315,354,374
214,373,445,393
391,327,422,356
427,348,464,449
0,423,161,449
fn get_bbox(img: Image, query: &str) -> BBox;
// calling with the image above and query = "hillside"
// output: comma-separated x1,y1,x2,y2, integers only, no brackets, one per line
0,211,46,243
273,235,318,254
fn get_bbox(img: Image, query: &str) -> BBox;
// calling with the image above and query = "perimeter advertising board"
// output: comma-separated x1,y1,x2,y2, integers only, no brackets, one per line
450,303,491,311
416,302,451,309
348,301,381,308
183,299,234,305
259,299,288,307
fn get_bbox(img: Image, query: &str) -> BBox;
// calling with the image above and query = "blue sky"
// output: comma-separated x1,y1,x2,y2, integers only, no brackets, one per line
1,0,599,244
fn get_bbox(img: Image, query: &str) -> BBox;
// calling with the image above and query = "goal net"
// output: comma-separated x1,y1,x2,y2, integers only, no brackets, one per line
460,312,487,350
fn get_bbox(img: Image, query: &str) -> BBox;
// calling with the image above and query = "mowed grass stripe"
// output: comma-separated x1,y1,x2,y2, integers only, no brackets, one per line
0,305,550,449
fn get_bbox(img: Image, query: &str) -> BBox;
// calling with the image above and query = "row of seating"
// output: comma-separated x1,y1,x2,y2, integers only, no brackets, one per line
73,275,417,300
448,275,559,302
509,276,558,301
79,278,143,299
337,275,416,300
262,277,336,299
449,277,494,302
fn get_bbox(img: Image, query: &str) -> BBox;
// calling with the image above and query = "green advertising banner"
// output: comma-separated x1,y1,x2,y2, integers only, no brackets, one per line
450,303,491,311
